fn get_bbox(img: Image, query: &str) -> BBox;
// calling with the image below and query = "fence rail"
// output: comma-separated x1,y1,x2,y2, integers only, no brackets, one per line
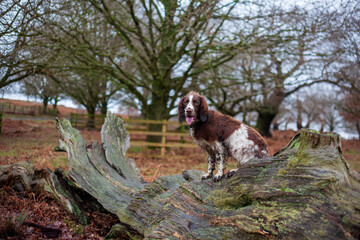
69,113,105,127
69,113,196,156
0,102,58,116
0,103,36,115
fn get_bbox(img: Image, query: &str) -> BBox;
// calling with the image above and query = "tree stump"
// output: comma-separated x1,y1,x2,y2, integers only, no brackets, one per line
1,112,360,239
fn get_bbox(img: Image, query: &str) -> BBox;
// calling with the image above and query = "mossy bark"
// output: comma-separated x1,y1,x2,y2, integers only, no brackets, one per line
56,113,360,239
1,112,360,239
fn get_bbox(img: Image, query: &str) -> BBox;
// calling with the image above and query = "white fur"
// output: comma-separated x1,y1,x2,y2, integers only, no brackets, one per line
224,125,257,164
185,94,194,112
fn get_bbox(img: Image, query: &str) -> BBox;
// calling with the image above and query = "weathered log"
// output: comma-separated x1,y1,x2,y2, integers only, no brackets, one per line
1,112,359,239
54,112,360,239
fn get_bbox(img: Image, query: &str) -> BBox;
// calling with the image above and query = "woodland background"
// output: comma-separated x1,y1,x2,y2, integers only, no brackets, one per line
1,1,360,238
1,0,359,138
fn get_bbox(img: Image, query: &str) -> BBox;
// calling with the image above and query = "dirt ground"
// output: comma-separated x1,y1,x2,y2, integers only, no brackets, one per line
1,100,359,239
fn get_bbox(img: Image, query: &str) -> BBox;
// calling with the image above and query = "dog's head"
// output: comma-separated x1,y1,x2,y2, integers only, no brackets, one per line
178,91,209,125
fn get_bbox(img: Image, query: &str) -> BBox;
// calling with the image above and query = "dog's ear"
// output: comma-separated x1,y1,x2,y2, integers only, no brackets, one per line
199,95,209,123
178,97,185,123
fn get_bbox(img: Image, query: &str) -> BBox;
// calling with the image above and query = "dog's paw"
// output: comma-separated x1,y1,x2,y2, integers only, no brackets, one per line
201,173,213,180
212,173,224,182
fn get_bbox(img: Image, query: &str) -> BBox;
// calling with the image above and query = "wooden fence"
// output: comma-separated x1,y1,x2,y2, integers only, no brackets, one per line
70,113,105,128
0,103,36,115
69,113,197,156
0,102,58,116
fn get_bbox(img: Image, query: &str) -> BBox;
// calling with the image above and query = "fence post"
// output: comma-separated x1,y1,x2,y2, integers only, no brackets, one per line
161,120,167,156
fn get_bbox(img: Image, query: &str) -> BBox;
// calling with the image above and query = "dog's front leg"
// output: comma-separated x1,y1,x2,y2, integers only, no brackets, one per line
213,154,225,182
213,144,226,182
201,152,215,180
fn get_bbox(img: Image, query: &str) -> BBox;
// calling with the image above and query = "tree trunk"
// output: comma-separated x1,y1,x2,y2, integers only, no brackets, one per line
42,96,50,114
255,108,277,137
272,119,279,131
52,97,59,112
86,107,96,128
1,113,360,239
296,99,303,130
99,100,108,116
145,92,169,143
356,122,360,140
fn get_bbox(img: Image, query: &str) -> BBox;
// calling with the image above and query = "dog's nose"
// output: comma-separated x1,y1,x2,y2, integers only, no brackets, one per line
186,109,193,114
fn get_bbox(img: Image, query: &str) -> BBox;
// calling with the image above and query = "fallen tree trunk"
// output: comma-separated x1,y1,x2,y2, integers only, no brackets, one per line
1,112,360,239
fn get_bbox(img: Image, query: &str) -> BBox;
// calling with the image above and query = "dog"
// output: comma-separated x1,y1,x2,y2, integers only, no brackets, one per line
178,91,268,181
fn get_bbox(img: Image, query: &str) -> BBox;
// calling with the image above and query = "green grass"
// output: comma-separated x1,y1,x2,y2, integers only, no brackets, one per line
345,149,357,154
129,146,142,153
51,156,69,168
0,149,18,157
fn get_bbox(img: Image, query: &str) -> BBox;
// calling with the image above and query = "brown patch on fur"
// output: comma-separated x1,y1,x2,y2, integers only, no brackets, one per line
193,111,241,143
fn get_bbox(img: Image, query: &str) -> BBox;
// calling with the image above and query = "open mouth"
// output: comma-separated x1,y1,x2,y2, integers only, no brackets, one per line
185,116,195,125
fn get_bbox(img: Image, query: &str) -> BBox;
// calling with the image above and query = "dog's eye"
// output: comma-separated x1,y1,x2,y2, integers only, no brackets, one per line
194,100,199,105
183,100,189,105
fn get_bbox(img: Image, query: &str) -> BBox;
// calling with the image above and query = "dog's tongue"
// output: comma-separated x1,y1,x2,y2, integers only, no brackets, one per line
186,116,195,125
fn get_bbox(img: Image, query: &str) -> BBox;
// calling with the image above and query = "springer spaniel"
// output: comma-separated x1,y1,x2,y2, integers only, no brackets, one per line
178,91,268,181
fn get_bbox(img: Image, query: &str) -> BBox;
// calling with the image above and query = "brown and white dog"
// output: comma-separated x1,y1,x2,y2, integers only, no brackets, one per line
178,91,268,181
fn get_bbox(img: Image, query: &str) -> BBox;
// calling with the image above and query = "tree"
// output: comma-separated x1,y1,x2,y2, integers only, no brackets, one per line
275,89,343,134
0,84,13,99
200,2,339,137
320,0,360,138
0,0,45,89
321,0,360,93
49,70,119,128
317,92,343,133
339,91,360,139
25,1,121,127
22,75,64,114
31,0,252,140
